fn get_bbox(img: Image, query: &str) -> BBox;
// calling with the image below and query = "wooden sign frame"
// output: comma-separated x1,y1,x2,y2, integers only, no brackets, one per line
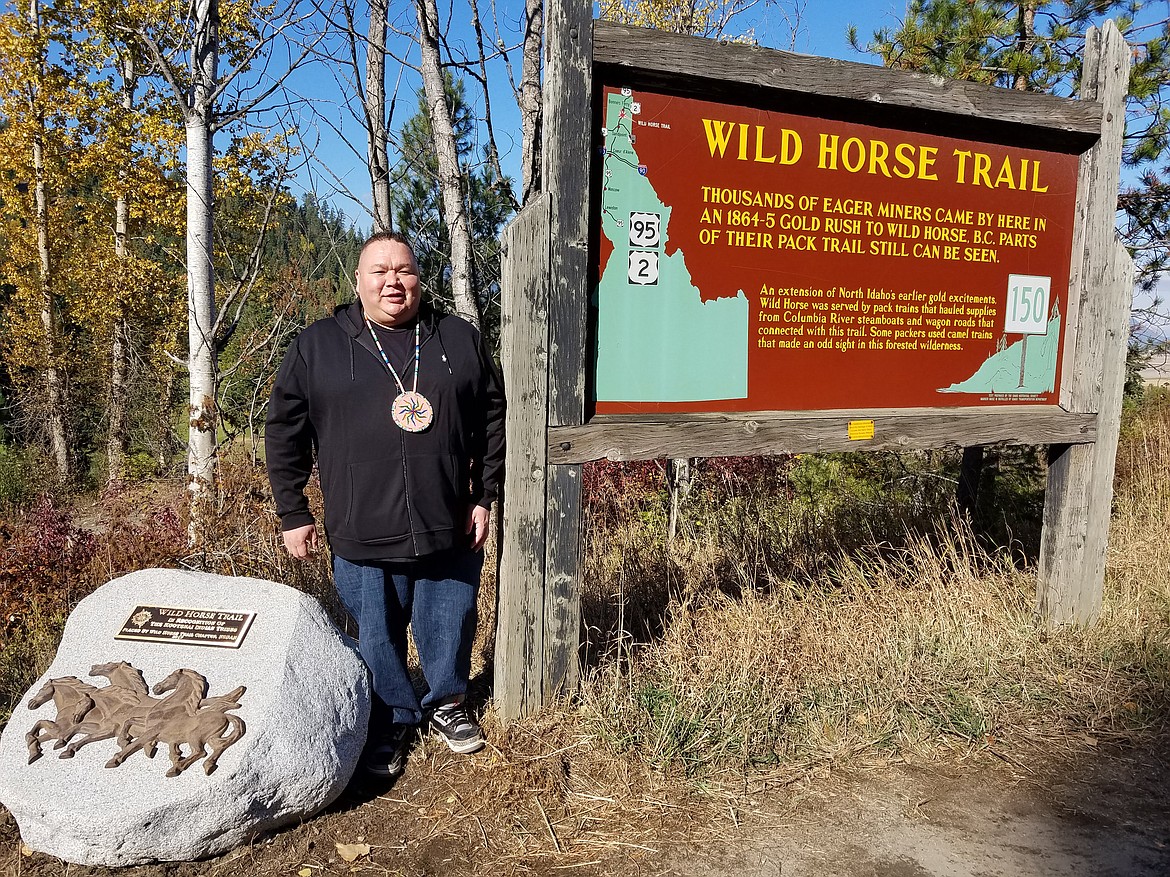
496,17,1133,719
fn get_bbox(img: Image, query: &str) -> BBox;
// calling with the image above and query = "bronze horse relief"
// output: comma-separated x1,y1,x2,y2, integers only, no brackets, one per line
25,662,246,777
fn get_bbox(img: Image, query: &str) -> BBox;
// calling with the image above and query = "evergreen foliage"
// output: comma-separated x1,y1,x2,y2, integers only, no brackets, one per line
393,75,514,344
217,193,365,450
850,1,1170,300
851,0,1170,367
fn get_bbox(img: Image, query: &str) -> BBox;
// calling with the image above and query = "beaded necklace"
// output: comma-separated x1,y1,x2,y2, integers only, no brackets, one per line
365,316,434,432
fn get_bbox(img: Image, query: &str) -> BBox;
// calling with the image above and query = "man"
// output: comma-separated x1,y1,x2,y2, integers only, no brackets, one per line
265,231,505,777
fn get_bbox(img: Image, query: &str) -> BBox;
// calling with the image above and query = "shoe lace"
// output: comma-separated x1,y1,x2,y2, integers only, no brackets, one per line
437,703,475,732
383,722,413,747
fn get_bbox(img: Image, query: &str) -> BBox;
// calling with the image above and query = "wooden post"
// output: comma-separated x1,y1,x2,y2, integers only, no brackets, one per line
496,0,592,719
539,0,592,701
496,194,551,718
1037,21,1132,625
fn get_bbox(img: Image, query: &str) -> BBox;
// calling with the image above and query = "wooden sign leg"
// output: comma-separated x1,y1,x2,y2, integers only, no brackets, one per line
543,465,583,700
1036,22,1131,627
1038,242,1133,624
497,195,552,719
534,0,592,707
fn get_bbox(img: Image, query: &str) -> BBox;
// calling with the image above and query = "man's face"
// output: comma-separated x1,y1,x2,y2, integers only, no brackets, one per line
355,238,422,327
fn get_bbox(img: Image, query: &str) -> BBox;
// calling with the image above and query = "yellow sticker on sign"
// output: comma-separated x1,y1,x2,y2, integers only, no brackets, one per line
848,420,875,441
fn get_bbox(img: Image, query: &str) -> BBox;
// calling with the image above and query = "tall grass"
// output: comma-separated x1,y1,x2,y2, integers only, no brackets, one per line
2,394,1168,789
577,396,1170,782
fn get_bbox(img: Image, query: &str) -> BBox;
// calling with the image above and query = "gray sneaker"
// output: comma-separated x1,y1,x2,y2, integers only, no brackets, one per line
363,722,415,777
430,702,485,754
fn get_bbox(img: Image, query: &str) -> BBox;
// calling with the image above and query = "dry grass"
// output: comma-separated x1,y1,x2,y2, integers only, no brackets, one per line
579,529,1169,786
4,395,1170,874
353,390,1170,873
367,708,727,874
571,395,1170,793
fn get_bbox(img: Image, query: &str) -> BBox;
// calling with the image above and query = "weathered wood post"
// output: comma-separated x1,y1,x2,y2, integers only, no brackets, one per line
496,0,592,719
497,194,551,718
539,0,593,703
1037,21,1133,625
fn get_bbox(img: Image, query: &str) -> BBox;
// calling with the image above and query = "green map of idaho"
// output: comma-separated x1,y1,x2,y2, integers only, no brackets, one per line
595,91,749,402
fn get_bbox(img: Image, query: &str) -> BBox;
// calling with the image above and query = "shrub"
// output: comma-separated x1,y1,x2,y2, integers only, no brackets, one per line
0,495,97,628
0,443,47,511
576,393,1170,783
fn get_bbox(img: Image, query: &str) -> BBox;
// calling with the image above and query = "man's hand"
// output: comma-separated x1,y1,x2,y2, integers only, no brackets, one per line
466,504,490,551
283,523,319,558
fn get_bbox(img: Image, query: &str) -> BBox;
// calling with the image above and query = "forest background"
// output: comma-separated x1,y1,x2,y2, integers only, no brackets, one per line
2,0,1170,829
1,0,1169,504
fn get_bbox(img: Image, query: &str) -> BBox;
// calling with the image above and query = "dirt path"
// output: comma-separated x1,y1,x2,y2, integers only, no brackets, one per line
674,744,1170,877
3,742,1168,876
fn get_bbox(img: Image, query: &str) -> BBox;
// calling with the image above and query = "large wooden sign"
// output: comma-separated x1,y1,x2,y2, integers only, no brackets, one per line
496,17,1134,720
594,85,1080,412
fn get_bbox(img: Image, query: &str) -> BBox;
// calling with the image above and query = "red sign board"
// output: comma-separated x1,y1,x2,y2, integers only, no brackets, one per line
592,84,1080,413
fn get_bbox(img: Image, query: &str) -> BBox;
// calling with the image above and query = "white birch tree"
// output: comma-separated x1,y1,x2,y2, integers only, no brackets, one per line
516,0,543,204
117,0,317,524
28,0,69,482
366,0,393,230
416,0,481,327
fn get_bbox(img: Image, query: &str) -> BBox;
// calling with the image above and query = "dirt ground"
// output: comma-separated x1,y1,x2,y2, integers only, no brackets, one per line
3,734,1168,877
677,742,1170,877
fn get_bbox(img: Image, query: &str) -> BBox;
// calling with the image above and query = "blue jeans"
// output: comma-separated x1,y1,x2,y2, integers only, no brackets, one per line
332,549,482,726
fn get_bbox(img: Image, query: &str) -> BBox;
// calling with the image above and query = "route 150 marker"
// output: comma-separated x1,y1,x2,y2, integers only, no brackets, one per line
1005,274,1052,335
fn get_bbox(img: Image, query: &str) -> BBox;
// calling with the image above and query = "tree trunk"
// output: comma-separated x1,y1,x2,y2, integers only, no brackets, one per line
365,0,391,231
158,366,177,472
34,136,69,483
186,0,220,527
1014,2,1035,91
107,320,129,484
29,0,69,483
108,53,135,486
667,457,692,542
417,0,481,328
519,0,543,204
187,115,218,503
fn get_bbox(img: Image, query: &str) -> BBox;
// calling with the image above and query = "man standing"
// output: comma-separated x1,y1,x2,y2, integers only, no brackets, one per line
265,231,505,777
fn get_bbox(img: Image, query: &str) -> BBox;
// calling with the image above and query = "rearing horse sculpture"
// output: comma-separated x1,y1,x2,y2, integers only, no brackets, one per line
53,662,152,759
25,678,95,764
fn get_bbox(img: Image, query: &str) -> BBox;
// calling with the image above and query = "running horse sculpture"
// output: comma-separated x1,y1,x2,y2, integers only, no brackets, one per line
25,663,246,777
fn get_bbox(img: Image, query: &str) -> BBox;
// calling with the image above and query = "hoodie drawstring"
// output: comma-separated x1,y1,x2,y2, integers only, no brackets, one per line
435,322,454,375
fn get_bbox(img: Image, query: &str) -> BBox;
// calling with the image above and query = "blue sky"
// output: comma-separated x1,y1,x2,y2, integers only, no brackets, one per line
272,0,1167,331
285,1,906,225
775,1,903,57
285,1,1163,230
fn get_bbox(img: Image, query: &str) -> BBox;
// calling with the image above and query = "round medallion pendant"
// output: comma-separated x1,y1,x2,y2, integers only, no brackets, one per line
391,391,434,432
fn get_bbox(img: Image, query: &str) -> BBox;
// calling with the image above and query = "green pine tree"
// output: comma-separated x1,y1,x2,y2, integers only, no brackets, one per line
392,74,514,345
850,0,1170,297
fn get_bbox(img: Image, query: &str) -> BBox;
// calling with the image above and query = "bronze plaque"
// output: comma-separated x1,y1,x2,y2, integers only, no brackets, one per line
115,606,256,648
27,662,247,775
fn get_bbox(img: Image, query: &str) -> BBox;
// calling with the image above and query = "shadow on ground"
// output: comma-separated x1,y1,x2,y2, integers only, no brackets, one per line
671,737,1170,877
4,732,1169,877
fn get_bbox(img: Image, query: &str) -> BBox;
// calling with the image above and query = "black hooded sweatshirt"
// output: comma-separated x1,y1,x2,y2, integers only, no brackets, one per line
265,301,505,561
